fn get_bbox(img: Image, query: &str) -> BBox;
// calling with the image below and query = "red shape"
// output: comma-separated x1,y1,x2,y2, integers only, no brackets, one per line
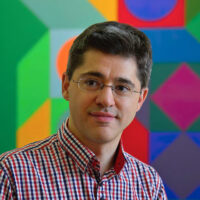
122,118,149,164
118,0,185,28
56,37,76,79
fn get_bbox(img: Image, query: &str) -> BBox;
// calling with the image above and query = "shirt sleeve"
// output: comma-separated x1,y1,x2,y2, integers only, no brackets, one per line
0,165,15,200
155,173,168,200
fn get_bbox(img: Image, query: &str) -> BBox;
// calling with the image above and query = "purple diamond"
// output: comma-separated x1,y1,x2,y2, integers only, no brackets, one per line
151,64,200,130
151,132,200,198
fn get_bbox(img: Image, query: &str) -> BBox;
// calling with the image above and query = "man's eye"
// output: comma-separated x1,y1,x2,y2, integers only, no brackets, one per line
84,79,99,87
115,85,131,93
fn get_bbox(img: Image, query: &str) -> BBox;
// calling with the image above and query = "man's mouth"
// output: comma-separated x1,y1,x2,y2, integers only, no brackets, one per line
89,111,116,122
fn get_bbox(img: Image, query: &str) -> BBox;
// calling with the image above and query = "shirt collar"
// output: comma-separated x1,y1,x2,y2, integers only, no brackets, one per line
57,118,127,174
113,140,126,174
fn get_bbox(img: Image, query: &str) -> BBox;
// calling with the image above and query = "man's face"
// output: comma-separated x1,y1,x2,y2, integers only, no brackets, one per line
62,49,148,148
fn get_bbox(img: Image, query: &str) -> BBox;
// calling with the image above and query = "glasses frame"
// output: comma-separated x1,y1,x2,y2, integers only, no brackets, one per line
72,79,142,96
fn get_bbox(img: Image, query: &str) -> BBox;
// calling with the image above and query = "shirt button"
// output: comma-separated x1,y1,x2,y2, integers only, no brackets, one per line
99,182,103,187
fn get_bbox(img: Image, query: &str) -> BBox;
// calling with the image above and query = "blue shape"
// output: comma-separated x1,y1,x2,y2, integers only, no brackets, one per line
150,132,180,162
50,29,82,98
187,132,200,147
125,0,177,21
187,186,200,199
142,29,200,62
163,183,178,199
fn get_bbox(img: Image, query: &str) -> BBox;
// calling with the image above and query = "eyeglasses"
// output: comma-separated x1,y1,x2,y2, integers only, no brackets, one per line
72,77,141,97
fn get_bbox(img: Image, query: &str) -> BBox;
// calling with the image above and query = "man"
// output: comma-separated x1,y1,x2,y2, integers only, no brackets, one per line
0,21,167,199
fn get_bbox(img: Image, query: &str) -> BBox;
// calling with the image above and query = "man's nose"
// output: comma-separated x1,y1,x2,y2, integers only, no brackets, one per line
95,85,115,107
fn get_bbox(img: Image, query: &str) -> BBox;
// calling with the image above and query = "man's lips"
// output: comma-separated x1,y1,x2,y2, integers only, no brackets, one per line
89,111,116,122
90,111,115,117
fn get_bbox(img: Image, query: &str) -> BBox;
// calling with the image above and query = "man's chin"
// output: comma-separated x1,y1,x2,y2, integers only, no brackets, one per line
87,128,121,144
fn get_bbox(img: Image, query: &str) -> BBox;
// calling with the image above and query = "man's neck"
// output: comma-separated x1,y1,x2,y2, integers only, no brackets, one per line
87,140,120,177
66,118,121,176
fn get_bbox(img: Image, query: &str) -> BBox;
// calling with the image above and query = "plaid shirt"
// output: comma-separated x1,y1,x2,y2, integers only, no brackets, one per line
0,120,167,199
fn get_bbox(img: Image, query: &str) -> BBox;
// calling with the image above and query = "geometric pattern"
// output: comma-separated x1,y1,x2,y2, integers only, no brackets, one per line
188,186,200,199
17,100,50,148
151,132,200,198
0,0,47,153
124,0,177,21
188,132,200,147
136,96,150,129
50,29,81,98
186,13,200,42
150,132,180,162
56,37,77,80
21,0,105,28
17,32,50,128
149,60,200,200
51,98,69,134
164,183,178,199
150,101,180,132
119,0,184,28
88,0,118,20
1,0,200,199
122,118,149,164
151,64,200,130
188,118,200,132
186,0,200,24
143,29,200,62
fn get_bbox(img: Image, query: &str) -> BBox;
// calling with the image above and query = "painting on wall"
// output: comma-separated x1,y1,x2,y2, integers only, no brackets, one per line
1,0,200,199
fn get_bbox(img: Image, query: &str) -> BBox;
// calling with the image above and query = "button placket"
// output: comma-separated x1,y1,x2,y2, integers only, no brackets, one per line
97,182,104,200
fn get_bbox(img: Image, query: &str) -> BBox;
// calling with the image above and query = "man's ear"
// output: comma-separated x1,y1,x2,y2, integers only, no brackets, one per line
136,88,148,112
62,73,70,100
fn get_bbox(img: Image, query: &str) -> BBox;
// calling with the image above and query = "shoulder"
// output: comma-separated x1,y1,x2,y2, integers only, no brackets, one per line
0,134,58,167
124,151,158,176
124,152,167,199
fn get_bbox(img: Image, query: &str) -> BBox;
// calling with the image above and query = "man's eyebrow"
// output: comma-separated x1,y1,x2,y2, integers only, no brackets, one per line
79,72,135,87
79,71,104,78
115,77,135,87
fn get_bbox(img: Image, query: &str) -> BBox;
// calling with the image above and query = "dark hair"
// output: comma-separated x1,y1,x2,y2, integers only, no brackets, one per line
67,21,152,89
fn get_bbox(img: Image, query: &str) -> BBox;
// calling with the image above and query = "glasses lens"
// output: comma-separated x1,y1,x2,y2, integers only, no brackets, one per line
79,78,101,91
77,77,138,97
113,83,132,96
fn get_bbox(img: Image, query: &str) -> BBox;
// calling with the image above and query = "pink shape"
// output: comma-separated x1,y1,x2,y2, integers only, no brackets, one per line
151,64,200,130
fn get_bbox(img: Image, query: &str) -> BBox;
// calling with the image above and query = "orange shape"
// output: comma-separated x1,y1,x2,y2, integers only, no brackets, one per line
56,37,76,79
17,100,51,148
88,0,118,20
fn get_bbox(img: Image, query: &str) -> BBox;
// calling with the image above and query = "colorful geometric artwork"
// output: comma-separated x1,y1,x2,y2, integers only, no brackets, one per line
186,0,200,23
17,100,50,148
1,0,200,199
122,119,149,164
151,64,200,130
124,0,177,21
17,32,50,128
50,29,82,98
188,186,200,199
21,0,105,28
88,0,118,20
186,13,200,42
118,0,184,27
151,132,200,198
0,0,47,154
143,29,200,62
150,132,180,162
56,37,76,79
150,61,200,198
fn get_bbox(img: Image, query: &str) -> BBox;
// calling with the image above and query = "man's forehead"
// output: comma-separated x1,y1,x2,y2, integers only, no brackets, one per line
71,49,141,85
